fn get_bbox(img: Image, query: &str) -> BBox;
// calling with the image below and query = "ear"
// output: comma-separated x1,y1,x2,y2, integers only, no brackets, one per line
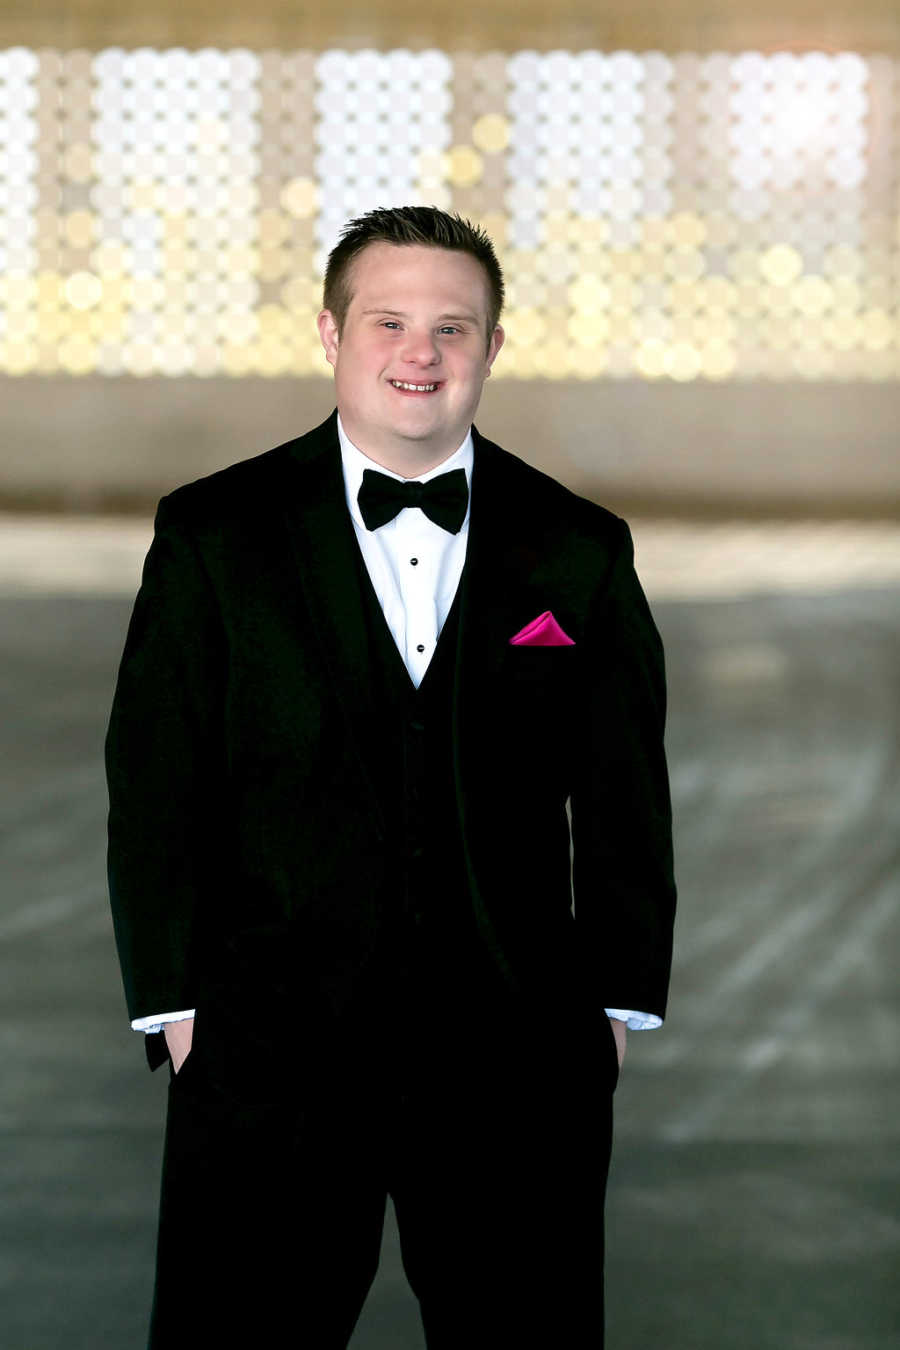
484,324,505,376
317,309,340,368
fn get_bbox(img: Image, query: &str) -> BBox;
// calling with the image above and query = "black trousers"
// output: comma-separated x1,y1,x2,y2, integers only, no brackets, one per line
147,989,617,1349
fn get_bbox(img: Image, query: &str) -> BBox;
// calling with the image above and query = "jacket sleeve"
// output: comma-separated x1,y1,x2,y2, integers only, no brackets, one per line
105,494,226,1026
569,517,677,1020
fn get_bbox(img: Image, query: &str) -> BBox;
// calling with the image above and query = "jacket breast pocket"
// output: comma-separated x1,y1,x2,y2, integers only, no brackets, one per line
499,646,580,774
503,644,579,686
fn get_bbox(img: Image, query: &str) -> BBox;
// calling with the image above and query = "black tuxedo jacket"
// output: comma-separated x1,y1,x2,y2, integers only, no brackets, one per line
106,410,676,1078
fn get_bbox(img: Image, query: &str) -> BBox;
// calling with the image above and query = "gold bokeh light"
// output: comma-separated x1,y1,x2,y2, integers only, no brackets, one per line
0,46,896,379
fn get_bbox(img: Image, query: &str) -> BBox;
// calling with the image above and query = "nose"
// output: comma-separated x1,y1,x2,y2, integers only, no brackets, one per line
400,328,441,367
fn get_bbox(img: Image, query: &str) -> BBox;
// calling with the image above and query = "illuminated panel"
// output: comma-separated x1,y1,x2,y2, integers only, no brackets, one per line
90,47,262,376
314,48,452,257
309,48,452,373
0,47,897,381
0,48,39,373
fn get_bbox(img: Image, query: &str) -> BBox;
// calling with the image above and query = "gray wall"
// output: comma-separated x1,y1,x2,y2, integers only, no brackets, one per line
2,375,897,516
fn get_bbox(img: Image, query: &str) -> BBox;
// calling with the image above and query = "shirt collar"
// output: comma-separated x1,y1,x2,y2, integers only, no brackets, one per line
337,412,473,531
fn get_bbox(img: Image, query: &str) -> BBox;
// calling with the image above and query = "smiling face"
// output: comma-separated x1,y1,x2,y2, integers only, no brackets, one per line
317,242,504,475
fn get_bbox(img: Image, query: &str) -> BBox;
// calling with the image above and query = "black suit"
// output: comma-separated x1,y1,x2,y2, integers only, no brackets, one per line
106,409,676,1347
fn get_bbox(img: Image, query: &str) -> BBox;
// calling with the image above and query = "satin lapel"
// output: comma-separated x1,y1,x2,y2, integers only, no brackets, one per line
453,429,532,699
452,427,545,984
276,411,386,839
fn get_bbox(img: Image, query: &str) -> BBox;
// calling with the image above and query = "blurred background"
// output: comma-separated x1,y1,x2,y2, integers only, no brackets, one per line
0,2,898,1348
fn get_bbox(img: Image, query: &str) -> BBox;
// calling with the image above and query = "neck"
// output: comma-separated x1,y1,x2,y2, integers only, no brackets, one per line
339,418,467,479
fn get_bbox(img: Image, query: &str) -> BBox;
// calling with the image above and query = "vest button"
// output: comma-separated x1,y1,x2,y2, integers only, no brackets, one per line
416,643,425,653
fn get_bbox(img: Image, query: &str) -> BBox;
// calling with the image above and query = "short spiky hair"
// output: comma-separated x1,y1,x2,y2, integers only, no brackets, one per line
322,205,505,347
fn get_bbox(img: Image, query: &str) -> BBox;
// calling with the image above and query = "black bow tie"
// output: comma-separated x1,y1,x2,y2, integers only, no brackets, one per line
357,467,469,535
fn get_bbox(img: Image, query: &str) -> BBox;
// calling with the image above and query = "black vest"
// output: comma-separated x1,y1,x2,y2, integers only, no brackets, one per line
344,540,507,1077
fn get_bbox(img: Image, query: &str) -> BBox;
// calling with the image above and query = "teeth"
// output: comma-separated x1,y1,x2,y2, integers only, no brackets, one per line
390,380,438,391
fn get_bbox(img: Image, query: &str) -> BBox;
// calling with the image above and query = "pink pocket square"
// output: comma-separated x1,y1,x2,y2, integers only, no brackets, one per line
509,610,576,647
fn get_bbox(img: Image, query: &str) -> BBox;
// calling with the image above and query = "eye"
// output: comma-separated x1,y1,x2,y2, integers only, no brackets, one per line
438,326,460,334
381,320,402,329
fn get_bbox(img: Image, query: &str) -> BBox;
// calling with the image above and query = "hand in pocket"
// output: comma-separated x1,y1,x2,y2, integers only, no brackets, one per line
164,1017,195,1073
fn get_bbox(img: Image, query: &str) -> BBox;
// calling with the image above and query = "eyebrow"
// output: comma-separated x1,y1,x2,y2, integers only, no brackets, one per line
361,308,480,324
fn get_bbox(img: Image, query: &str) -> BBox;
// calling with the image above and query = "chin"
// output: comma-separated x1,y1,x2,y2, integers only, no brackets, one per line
395,424,444,442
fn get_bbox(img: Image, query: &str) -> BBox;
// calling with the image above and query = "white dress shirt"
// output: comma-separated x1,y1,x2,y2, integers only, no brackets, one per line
134,414,659,1034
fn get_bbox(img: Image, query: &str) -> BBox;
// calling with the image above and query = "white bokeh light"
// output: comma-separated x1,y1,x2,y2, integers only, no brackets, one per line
0,45,896,381
312,49,452,270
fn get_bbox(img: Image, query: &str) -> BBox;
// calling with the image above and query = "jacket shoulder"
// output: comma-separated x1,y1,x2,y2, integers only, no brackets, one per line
474,427,628,550
157,414,336,527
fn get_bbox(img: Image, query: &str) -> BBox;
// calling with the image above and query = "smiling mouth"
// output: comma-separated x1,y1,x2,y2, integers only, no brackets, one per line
388,379,443,393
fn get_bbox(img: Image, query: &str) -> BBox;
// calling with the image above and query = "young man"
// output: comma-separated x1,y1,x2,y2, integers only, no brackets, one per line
106,206,676,1348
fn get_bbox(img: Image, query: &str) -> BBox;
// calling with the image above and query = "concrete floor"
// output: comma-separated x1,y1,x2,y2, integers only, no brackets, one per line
1,540,898,1348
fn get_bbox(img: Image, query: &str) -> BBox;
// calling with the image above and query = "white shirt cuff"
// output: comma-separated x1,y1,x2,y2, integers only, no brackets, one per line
132,1009,196,1034
604,1008,662,1030
134,1007,660,1033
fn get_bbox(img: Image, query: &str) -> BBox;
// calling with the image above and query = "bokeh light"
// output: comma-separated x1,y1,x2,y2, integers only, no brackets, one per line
0,46,896,379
